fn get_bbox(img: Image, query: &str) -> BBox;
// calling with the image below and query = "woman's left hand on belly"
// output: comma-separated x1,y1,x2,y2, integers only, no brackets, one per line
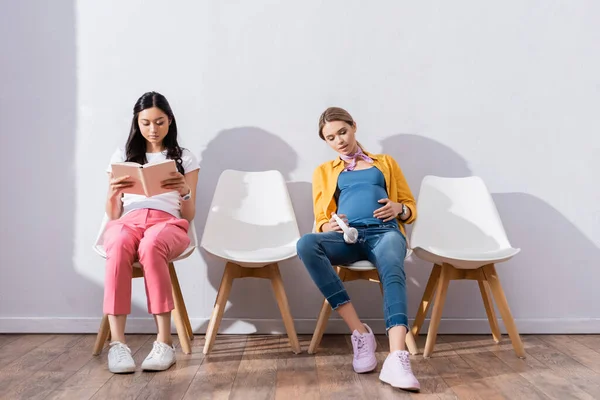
374,198,402,222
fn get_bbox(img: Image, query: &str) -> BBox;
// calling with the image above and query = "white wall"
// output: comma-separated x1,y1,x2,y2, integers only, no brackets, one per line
1,0,599,334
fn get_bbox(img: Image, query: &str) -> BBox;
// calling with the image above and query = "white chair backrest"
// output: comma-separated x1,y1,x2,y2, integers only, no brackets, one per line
410,175,513,254
93,213,198,260
201,169,300,253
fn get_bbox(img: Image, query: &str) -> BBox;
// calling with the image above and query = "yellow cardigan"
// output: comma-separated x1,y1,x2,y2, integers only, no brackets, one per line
312,151,417,236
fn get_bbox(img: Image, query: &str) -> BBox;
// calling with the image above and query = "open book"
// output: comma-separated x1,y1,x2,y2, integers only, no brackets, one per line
111,159,178,197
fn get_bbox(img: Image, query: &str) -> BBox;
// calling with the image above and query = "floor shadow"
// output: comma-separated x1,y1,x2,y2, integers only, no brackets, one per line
194,127,313,333
377,134,599,331
0,1,106,323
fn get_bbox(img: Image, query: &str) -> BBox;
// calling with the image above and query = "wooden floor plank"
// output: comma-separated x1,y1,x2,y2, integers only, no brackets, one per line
409,353,457,399
441,335,547,400
484,373,550,400
45,334,151,400
570,335,600,353
0,342,70,389
479,335,548,374
519,368,596,400
538,335,600,374
182,335,247,400
1,370,74,400
427,353,483,389
136,336,205,400
275,335,319,400
0,335,85,400
525,336,600,399
314,334,366,400
450,379,507,400
0,335,54,367
229,335,282,400
0,333,597,399
363,334,416,399
0,334,20,349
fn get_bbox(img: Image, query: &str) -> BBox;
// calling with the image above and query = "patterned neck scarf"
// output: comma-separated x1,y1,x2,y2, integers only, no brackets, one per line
340,146,374,171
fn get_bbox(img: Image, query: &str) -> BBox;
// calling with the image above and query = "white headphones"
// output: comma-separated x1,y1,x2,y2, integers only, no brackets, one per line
332,213,358,244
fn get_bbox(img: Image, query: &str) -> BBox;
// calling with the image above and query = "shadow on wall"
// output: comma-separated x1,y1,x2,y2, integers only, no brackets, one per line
380,134,598,328
193,127,312,333
0,0,113,324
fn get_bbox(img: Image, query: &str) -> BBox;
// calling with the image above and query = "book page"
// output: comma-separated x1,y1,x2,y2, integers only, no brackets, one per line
110,163,145,196
141,159,178,197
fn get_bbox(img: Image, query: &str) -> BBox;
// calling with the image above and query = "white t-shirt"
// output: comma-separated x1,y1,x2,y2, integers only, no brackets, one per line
107,148,200,218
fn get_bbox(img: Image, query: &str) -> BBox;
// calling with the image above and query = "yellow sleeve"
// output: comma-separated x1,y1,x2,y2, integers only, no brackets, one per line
389,156,417,224
312,167,329,232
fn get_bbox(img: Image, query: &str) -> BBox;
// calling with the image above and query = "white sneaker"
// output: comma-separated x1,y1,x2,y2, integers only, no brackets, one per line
108,341,136,374
350,323,378,373
141,341,176,371
379,350,420,391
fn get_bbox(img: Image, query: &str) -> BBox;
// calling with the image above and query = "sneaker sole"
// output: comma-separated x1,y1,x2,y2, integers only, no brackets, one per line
109,366,136,374
353,358,378,374
142,362,176,372
379,375,420,392
379,378,421,392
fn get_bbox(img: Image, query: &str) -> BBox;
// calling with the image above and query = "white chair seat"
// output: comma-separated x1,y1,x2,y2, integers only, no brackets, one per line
202,242,298,268
343,260,376,271
413,246,520,270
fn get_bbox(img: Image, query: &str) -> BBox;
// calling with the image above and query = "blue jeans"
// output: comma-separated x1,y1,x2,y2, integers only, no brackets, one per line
297,225,409,331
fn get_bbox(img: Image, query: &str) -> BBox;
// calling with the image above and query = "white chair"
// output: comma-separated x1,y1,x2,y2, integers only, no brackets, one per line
307,235,419,355
92,215,197,355
201,169,301,355
410,176,525,358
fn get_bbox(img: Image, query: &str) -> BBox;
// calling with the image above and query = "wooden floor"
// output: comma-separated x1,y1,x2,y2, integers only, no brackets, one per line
0,334,598,399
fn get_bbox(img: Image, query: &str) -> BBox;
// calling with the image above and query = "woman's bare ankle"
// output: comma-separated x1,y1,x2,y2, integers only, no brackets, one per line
157,336,172,346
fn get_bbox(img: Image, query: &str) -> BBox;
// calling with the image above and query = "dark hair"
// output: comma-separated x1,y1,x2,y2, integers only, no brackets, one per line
318,106,356,140
125,91,185,175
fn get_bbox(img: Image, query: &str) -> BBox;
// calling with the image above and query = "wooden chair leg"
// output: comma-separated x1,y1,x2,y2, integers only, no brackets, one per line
308,298,333,354
169,264,192,354
482,264,525,358
423,264,451,358
405,330,419,355
411,264,441,338
169,263,194,341
203,262,238,355
378,280,419,354
269,264,301,354
93,314,110,356
477,269,501,343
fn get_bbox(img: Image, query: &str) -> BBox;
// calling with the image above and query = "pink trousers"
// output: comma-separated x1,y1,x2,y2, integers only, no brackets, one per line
103,209,190,315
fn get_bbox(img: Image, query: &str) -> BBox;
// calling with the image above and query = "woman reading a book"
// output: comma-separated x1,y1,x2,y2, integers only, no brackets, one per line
103,91,199,373
296,107,420,392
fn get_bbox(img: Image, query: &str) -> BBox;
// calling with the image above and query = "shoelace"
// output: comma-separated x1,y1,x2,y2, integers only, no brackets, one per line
396,352,412,371
353,335,369,358
113,344,131,362
147,342,167,360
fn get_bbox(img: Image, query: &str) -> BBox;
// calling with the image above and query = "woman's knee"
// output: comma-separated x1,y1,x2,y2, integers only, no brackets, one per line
138,228,189,262
138,235,166,261
296,233,321,259
104,227,138,257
